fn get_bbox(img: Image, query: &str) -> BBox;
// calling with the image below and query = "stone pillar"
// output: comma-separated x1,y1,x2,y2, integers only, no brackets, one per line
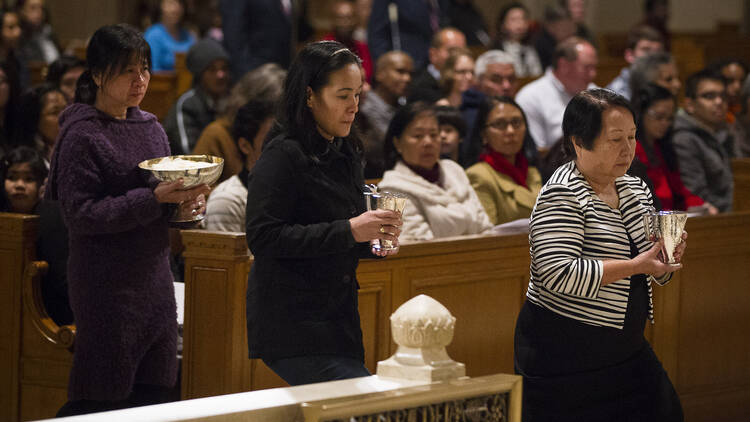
376,294,466,382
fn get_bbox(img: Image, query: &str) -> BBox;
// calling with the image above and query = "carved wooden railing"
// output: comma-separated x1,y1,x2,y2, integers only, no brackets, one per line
22,261,76,350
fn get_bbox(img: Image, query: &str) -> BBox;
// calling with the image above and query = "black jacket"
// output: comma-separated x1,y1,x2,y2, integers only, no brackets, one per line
164,87,217,155
245,133,374,362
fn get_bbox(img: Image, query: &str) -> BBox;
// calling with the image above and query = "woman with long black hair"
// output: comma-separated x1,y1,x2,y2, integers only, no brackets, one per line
245,41,402,386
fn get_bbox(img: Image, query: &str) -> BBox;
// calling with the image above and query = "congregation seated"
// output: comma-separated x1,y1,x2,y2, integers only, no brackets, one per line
1,145,71,325
490,2,542,78
606,25,665,100
466,96,542,225
378,101,492,241
516,36,598,156
164,38,230,156
672,69,734,212
204,99,276,232
144,0,195,72
628,83,716,214
192,63,286,184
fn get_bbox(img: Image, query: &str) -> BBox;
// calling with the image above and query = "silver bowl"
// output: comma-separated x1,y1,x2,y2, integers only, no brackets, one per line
138,155,224,188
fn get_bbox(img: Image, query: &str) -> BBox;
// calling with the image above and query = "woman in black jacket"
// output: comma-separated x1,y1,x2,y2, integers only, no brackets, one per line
245,41,402,386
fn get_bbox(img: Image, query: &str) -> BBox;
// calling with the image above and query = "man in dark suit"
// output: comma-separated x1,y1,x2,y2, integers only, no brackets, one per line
367,0,450,71
220,0,311,77
406,27,466,103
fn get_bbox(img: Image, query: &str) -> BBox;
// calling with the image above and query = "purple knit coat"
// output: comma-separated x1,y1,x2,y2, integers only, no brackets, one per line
46,104,177,401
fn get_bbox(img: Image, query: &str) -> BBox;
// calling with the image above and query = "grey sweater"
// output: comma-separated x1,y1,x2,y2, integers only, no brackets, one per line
671,109,734,212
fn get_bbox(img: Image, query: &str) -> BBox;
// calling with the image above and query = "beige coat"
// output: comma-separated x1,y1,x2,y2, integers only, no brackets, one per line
466,161,542,225
378,159,493,241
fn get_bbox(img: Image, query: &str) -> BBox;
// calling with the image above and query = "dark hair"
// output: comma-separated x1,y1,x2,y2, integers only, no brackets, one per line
75,24,151,105
562,88,635,159
45,54,86,86
632,82,674,125
626,25,664,51
277,40,362,159
14,82,63,147
0,145,47,212
383,101,436,170
495,2,529,42
232,98,277,161
632,83,680,171
685,68,725,99
434,105,467,138
467,96,537,166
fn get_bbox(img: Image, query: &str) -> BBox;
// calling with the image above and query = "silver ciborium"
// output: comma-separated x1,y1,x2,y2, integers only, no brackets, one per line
642,207,687,265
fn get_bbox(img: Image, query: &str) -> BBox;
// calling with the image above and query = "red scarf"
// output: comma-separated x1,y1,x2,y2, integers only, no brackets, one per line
479,149,529,188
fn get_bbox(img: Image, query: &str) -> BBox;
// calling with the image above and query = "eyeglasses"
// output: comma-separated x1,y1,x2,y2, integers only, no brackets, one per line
646,110,674,122
697,91,727,101
486,118,524,131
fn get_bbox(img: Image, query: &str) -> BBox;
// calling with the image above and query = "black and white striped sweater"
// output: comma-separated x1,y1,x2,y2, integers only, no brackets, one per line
526,161,671,329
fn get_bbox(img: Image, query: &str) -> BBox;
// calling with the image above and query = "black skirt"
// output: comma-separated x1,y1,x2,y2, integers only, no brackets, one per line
514,238,683,422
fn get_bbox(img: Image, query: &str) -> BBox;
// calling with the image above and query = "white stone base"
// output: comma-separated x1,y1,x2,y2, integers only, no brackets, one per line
377,356,466,382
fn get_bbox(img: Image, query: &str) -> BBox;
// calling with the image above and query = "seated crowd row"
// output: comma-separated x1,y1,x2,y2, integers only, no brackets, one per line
1,9,748,328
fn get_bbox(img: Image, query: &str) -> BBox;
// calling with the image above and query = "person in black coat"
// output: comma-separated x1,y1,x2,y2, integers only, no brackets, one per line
245,41,403,386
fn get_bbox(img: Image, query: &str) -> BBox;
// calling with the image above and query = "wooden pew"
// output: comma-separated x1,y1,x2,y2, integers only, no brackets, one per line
732,158,750,212
181,212,750,421
0,213,73,422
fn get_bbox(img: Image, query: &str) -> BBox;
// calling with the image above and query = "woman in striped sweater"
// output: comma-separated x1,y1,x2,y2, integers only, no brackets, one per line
514,88,686,421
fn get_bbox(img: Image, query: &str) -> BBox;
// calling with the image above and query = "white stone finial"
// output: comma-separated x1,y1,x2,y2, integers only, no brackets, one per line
376,295,466,382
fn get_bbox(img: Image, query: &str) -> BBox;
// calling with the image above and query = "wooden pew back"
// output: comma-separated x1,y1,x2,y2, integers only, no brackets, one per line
181,213,750,421
0,213,72,422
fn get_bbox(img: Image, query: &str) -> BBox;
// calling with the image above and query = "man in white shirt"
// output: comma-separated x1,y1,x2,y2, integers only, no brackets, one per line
516,36,598,155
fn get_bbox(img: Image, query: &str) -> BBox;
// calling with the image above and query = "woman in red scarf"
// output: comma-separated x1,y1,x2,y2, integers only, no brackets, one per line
466,96,542,225
629,83,717,214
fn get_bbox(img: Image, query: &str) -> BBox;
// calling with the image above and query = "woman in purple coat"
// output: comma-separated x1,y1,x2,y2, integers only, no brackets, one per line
46,24,209,416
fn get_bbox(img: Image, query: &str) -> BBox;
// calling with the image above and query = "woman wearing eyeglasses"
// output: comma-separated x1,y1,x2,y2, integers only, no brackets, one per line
379,101,493,241
629,83,717,214
465,96,542,225
436,48,475,108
